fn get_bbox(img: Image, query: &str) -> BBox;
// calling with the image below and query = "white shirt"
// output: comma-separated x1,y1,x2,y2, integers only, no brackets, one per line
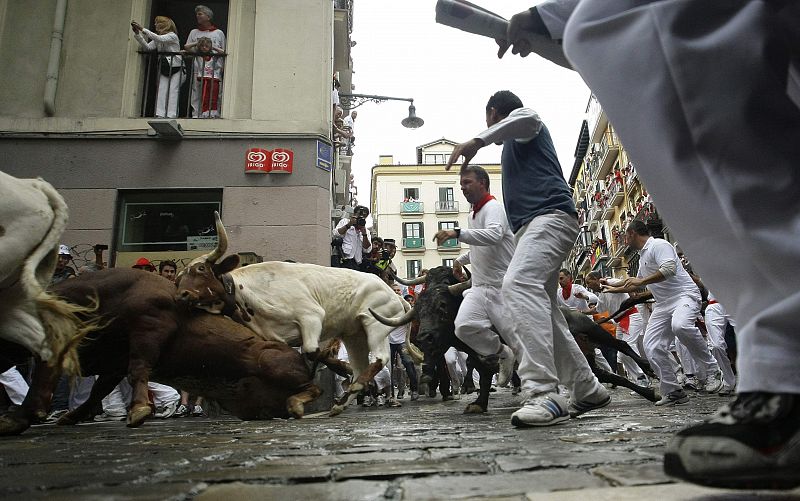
333,218,371,264
557,283,598,311
186,27,226,51
388,324,407,344
536,0,580,39
637,237,699,303
134,30,182,65
343,115,354,131
455,198,515,288
591,289,627,317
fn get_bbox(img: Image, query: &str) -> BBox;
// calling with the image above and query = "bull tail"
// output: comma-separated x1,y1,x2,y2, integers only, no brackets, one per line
35,291,100,376
21,179,70,299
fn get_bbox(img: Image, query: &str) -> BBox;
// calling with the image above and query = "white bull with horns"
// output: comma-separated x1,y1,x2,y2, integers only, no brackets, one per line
175,212,411,415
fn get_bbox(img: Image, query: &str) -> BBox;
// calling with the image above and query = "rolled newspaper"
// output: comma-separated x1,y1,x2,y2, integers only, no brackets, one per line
435,0,573,69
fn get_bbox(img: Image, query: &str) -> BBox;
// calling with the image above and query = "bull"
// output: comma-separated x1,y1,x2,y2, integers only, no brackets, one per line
174,212,409,415
0,268,320,435
370,266,499,414
0,170,89,373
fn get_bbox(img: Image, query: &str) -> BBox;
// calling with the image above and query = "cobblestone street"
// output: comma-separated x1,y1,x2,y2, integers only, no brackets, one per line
1,386,798,500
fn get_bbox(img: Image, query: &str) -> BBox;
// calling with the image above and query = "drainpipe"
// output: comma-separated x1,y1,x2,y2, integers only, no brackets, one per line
44,0,68,116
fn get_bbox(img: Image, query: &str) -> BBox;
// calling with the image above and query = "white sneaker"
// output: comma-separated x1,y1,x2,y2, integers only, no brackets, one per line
704,371,723,393
362,396,374,407
376,395,385,407
683,375,700,391
154,400,178,419
497,345,515,388
511,392,570,427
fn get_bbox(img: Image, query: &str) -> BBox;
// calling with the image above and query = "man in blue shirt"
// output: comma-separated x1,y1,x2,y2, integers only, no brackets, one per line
446,90,609,427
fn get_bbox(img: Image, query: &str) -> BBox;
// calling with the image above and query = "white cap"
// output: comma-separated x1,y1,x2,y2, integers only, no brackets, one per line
58,244,72,256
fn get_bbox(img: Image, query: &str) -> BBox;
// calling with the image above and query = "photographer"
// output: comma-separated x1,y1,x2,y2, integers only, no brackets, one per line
377,238,398,285
333,205,372,271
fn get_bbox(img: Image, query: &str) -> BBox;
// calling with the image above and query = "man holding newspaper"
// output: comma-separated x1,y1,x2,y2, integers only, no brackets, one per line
437,0,800,491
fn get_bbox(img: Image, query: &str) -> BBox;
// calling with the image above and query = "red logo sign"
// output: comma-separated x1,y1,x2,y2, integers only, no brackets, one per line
244,148,294,174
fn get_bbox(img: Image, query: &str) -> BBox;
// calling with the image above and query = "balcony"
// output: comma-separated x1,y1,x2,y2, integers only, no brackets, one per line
400,201,424,215
437,238,460,252
402,237,425,253
588,205,601,230
138,50,227,119
597,131,620,181
609,181,625,207
435,200,459,214
601,204,615,221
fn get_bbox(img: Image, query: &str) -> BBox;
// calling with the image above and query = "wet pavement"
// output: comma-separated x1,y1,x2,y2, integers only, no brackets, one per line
1,384,798,500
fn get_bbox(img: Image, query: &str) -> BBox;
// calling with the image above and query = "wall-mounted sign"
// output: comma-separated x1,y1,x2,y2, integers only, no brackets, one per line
245,147,294,174
316,140,333,172
187,235,219,250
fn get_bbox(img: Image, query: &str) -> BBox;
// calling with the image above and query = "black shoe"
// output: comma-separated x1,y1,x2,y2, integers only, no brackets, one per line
664,392,800,489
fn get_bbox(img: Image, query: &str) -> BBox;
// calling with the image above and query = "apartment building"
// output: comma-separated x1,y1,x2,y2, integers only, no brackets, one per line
370,139,502,279
0,0,356,268
565,95,669,280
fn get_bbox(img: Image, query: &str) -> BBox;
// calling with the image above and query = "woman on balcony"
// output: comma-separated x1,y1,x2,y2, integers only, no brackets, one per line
132,17,184,119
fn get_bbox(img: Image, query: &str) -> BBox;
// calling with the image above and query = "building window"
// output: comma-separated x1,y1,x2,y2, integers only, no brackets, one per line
403,187,420,202
139,1,230,118
403,222,424,239
424,153,447,164
116,189,222,252
442,258,454,267
406,259,422,278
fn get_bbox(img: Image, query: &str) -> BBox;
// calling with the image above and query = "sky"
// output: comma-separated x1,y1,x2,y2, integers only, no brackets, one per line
348,1,591,206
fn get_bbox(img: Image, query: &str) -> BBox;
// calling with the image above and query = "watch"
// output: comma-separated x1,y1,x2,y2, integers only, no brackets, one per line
454,228,461,238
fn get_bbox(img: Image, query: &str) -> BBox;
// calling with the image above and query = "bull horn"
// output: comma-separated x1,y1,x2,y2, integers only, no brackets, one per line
369,307,416,327
448,279,472,296
197,211,228,264
390,272,427,287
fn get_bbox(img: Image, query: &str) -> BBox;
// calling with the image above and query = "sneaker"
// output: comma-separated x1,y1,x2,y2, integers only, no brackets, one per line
718,384,736,396
636,376,649,387
175,404,190,417
396,391,405,400
410,391,419,401
704,372,723,393
362,396,374,407
664,392,800,489
511,392,570,427
497,345,515,388
387,398,402,408
153,400,178,419
569,389,612,417
656,389,690,406
676,368,687,386
93,411,125,422
191,405,204,417
683,375,700,391
43,409,69,424
376,395,385,407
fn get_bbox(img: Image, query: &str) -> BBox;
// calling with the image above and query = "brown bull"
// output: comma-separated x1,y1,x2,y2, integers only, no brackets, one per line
0,268,320,435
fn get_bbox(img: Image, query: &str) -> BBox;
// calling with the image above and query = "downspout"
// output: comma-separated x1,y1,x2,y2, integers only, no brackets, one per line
44,0,68,116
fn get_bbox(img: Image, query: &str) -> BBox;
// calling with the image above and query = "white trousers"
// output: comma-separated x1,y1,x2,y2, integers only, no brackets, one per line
705,303,737,387
444,347,467,389
156,71,183,118
644,294,719,395
565,0,800,393
0,366,28,405
617,313,645,380
455,286,510,357
502,211,602,399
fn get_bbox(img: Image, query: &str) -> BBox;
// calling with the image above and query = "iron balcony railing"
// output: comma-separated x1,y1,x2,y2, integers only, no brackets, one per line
402,237,425,249
400,201,424,213
438,238,459,248
435,200,459,213
138,50,227,119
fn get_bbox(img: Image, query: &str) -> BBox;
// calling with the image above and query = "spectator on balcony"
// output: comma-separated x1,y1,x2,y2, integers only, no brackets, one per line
132,17,184,119
185,5,226,118
557,269,598,313
333,205,372,271
332,107,351,149
192,37,224,118
446,90,609,428
343,110,357,153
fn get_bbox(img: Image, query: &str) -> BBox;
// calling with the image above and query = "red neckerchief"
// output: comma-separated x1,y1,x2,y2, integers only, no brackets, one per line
472,193,495,219
197,24,218,31
561,280,572,300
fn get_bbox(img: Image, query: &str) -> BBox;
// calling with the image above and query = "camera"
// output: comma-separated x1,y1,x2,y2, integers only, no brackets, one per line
356,217,366,227
381,248,391,260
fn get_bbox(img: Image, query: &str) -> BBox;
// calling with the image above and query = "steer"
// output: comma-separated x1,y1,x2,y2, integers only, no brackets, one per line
370,266,498,414
0,170,88,373
175,212,409,415
0,268,320,435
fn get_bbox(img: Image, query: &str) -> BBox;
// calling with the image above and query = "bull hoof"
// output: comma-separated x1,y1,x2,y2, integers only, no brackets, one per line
126,405,152,428
287,401,305,419
349,382,364,393
0,413,30,436
329,404,345,417
463,404,487,414
442,395,454,401
56,411,81,426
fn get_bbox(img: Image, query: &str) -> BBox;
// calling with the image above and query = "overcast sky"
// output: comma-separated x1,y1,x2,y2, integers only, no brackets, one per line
348,1,590,206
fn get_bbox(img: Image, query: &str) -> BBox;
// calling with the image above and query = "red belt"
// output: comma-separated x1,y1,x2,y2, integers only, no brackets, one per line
708,300,719,305
618,307,638,330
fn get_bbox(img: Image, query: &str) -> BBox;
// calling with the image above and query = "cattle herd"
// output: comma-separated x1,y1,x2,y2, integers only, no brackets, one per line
1,172,655,436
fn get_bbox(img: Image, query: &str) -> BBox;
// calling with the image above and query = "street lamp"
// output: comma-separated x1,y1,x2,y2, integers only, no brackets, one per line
339,93,424,129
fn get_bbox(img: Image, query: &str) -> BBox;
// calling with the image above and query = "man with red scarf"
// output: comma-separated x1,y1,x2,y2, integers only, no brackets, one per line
433,165,515,387
556,269,597,313
446,90,609,427
185,5,226,118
